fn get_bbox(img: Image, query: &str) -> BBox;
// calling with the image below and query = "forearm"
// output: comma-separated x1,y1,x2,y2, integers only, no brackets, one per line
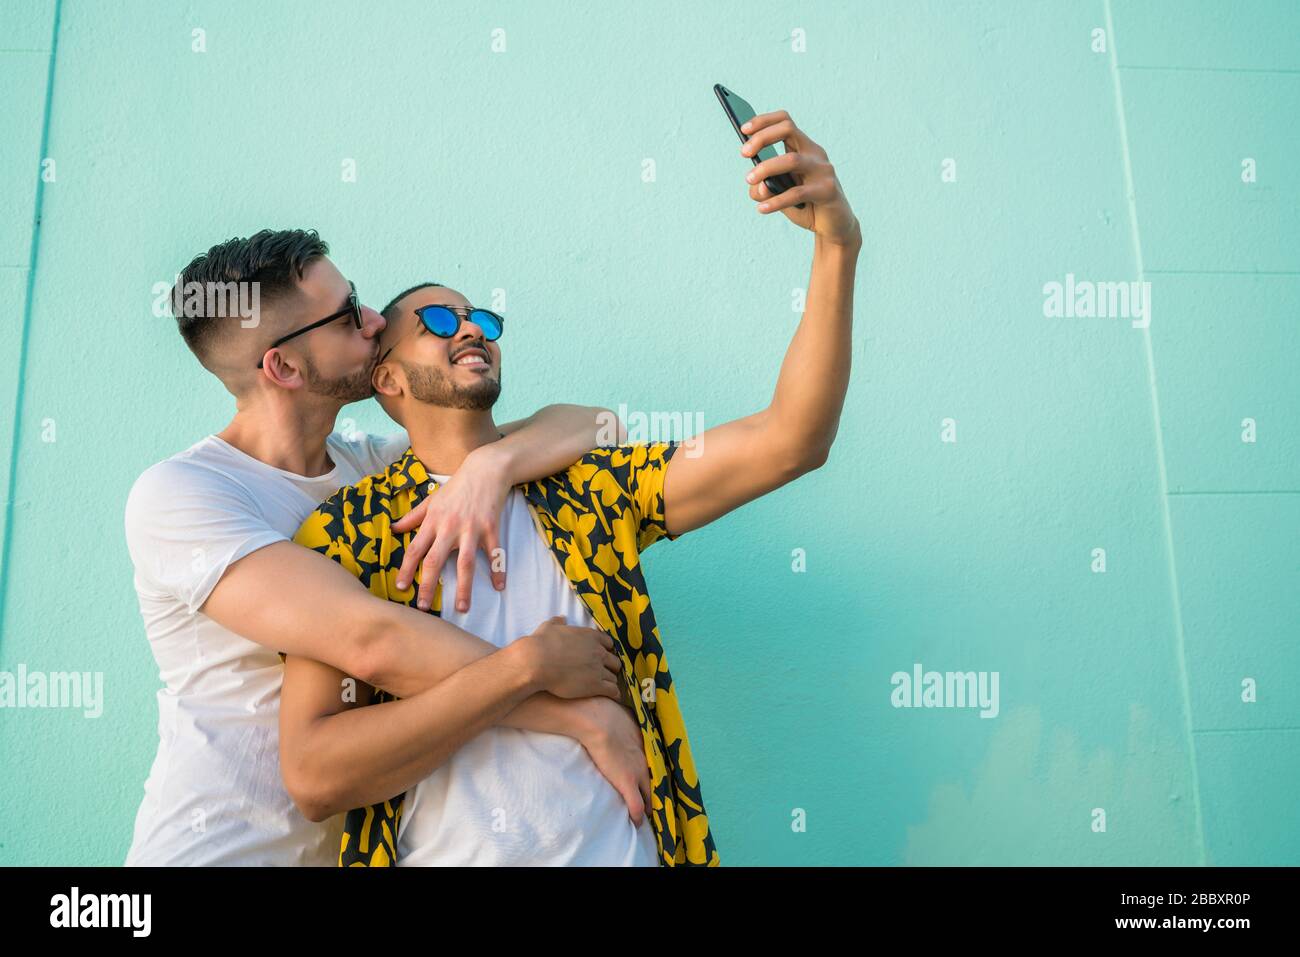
364,600,589,738
766,235,861,455
288,641,544,819
489,404,621,484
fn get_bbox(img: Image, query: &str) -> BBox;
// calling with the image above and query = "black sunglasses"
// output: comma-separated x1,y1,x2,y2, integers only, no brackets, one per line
256,281,363,369
378,304,505,364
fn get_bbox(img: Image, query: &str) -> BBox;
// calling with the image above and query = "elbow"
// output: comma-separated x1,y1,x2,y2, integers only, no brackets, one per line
282,752,335,823
293,793,334,825
799,439,832,473
346,609,398,691
775,437,833,481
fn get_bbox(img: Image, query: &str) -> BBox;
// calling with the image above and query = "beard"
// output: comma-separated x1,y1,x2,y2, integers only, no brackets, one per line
401,358,501,411
302,353,377,402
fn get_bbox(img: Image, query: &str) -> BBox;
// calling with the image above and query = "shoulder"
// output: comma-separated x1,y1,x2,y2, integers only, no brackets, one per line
125,444,253,518
327,429,410,478
567,442,679,484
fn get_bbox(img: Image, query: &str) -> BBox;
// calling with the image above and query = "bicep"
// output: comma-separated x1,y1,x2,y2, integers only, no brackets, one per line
496,413,531,436
280,652,373,744
661,411,793,535
201,540,379,675
278,651,373,797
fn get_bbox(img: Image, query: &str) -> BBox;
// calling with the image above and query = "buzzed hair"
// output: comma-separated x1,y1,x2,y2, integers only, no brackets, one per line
381,282,444,324
171,228,329,370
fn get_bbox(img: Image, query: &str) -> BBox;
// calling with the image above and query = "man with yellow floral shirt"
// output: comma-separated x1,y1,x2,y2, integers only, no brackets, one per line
280,108,861,866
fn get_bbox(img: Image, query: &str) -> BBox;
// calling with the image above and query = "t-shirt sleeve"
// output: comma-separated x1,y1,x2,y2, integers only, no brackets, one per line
359,429,411,475
123,460,285,615
617,441,682,550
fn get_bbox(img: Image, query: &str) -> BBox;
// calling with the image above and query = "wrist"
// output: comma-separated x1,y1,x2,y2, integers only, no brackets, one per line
564,696,610,745
816,219,863,254
465,438,513,487
502,637,545,695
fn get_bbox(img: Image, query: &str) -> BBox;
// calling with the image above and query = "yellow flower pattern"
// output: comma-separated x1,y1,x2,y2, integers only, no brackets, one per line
290,441,719,867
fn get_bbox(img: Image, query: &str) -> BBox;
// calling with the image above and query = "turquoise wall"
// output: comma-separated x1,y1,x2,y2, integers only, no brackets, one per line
1,0,1296,865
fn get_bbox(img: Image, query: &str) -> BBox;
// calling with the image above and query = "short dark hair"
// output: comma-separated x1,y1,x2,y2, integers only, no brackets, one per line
171,228,329,367
381,281,444,324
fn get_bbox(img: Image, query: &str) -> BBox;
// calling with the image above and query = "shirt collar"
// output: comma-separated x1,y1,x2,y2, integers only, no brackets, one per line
385,434,512,503
387,445,438,502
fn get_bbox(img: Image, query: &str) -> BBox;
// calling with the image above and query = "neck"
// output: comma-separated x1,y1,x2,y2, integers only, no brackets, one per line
405,407,500,476
217,392,343,477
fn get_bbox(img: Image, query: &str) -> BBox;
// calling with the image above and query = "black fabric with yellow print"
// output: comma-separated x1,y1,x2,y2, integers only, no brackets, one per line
291,441,719,867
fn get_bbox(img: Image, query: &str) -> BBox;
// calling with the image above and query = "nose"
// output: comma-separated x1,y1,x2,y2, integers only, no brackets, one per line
359,305,386,338
454,318,488,343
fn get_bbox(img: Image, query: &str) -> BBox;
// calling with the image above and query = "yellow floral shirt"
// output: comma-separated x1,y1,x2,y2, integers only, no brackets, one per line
291,441,719,866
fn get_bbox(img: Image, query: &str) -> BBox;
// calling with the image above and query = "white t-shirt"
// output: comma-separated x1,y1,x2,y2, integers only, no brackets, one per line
396,478,660,866
122,429,410,866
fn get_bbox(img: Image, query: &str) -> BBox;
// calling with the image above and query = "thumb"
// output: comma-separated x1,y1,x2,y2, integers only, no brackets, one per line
622,778,646,827
639,773,653,824
392,498,427,531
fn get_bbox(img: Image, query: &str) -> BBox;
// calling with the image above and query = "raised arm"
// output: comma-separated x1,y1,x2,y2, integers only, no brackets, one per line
662,110,862,535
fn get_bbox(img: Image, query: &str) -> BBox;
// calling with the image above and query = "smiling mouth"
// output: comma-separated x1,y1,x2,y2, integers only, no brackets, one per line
451,348,490,368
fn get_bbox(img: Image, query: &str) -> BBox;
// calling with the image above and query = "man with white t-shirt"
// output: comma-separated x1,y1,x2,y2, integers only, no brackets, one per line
123,228,648,865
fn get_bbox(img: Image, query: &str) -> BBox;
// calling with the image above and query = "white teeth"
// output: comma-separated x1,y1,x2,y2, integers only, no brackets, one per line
455,354,486,366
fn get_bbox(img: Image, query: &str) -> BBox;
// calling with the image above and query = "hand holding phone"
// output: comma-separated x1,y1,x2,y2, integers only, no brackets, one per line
714,83,807,209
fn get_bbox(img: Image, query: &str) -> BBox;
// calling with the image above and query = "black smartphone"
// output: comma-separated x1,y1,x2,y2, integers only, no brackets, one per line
714,83,806,209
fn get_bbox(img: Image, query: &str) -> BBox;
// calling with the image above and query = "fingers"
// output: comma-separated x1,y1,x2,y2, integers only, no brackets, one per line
484,529,506,592
529,615,564,637
740,108,790,136
454,536,476,613
740,117,796,158
747,148,806,186
620,774,646,826
395,508,434,590
638,771,653,824
569,624,615,650
742,111,828,163
603,650,623,675
390,498,427,533
602,676,623,702
416,538,453,611
396,526,431,591
756,182,815,214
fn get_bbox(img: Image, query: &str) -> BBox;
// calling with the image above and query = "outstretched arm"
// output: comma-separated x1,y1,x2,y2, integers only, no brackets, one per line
663,110,862,534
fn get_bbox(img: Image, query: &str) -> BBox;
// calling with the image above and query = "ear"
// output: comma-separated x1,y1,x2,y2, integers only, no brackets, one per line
372,359,403,399
260,350,306,390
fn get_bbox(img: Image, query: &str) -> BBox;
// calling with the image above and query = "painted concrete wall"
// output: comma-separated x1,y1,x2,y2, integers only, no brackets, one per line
0,0,1295,865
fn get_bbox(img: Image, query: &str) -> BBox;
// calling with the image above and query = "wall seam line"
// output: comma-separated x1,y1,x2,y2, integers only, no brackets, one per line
1104,0,1208,867
0,0,63,641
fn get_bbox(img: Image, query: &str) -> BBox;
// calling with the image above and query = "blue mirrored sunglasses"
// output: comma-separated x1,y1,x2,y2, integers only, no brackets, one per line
380,304,504,363
416,304,503,340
